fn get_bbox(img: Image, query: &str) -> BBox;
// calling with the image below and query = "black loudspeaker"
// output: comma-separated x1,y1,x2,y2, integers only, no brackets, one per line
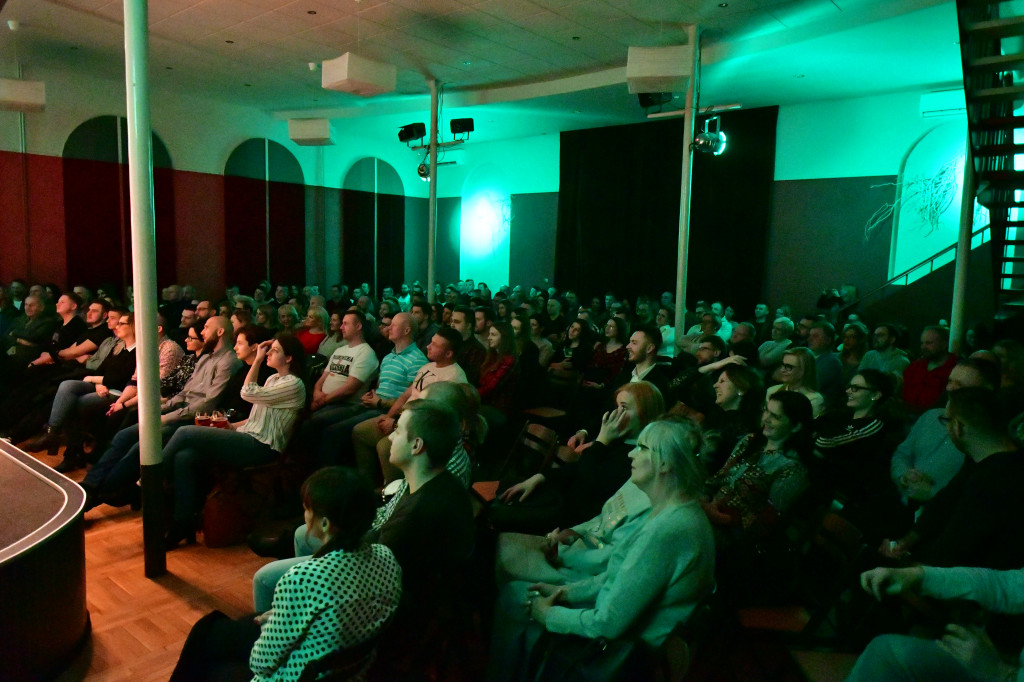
398,122,426,142
638,92,672,108
450,118,474,134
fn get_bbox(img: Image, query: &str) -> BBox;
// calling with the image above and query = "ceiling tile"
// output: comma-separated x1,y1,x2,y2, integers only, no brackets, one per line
442,7,504,35
357,2,427,29
391,0,465,15
195,0,269,22
474,0,546,22
275,0,352,23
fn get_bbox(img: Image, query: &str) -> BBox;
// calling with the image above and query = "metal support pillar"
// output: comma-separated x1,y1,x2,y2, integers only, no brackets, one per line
425,79,439,304
950,140,974,354
122,0,165,577
673,25,700,345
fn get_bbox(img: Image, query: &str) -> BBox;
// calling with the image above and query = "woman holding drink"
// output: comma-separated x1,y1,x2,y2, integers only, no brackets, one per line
163,334,307,548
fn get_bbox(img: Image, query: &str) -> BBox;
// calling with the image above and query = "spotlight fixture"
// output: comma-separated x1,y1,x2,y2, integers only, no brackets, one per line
417,162,430,182
693,116,727,156
450,117,474,138
398,122,425,144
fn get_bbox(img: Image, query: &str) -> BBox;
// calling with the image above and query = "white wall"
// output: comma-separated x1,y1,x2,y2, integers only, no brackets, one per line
775,89,965,181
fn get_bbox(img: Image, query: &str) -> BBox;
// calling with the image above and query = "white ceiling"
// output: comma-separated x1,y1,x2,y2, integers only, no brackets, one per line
0,0,964,143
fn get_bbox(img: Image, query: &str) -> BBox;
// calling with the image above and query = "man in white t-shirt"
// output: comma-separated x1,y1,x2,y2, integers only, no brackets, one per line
297,310,379,457
351,327,466,483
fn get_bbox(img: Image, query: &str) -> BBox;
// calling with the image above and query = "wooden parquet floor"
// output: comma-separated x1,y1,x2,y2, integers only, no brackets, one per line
24,449,270,682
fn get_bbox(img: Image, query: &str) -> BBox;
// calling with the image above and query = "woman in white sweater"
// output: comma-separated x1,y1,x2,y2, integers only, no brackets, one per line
487,418,716,681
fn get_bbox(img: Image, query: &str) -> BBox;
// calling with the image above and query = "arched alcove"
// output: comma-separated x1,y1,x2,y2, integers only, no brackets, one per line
223,139,306,289
62,115,175,291
340,157,405,295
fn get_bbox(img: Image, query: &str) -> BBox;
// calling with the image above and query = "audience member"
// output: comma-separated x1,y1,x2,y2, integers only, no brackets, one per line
488,418,714,682
170,467,400,682
858,322,910,381
881,387,1024,570
766,347,826,417
902,325,958,414
163,334,306,549
450,305,486,385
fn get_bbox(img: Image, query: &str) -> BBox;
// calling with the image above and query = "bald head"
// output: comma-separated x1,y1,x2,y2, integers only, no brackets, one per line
390,312,413,341
202,315,234,352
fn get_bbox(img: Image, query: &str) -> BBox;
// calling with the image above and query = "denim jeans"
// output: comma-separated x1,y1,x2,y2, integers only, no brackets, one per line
49,380,109,429
162,425,277,524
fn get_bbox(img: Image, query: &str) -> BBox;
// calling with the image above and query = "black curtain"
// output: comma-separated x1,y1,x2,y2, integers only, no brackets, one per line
555,107,778,313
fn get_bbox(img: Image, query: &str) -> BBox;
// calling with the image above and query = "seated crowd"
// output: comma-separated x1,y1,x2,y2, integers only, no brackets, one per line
4,274,1024,681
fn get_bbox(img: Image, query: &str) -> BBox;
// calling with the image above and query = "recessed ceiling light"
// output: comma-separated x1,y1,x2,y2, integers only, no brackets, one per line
225,39,234,44
166,66,173,70
794,74,805,78
307,10,317,14
572,36,580,41
244,83,252,87
463,60,471,65
718,3,728,7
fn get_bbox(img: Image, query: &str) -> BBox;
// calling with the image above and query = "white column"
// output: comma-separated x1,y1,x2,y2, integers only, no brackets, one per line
949,140,974,354
673,25,700,345
426,79,439,303
122,0,165,576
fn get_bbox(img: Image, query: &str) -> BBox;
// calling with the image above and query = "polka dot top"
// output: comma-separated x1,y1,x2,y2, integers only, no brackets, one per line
249,543,402,681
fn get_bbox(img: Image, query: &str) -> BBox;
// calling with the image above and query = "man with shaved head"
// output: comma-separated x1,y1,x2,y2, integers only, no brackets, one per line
304,312,426,467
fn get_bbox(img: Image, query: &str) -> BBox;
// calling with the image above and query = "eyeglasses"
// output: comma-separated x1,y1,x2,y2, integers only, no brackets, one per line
938,415,953,426
187,335,201,342
847,384,871,393
780,363,796,371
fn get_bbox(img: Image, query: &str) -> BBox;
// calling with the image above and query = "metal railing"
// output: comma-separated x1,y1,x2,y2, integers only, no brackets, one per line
840,224,991,314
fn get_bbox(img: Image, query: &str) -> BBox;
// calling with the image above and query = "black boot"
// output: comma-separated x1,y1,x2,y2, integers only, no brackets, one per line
23,425,64,455
56,442,87,473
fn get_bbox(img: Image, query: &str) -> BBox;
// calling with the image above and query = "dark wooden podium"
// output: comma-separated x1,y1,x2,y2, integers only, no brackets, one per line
0,440,89,681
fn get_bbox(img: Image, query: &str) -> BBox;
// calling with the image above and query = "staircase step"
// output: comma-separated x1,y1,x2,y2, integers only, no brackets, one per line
972,115,1024,130
1003,257,1024,262
964,16,1024,39
978,170,1024,186
967,52,1024,72
975,142,1024,155
968,85,1024,103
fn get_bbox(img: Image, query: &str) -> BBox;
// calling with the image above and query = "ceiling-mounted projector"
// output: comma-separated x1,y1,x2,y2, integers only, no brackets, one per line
322,53,396,97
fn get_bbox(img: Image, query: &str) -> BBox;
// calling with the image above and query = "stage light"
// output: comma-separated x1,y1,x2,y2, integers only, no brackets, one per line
398,122,425,143
450,118,474,137
417,162,430,181
693,116,727,156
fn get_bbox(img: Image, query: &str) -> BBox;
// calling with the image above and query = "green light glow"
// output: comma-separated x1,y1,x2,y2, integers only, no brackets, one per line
459,163,510,287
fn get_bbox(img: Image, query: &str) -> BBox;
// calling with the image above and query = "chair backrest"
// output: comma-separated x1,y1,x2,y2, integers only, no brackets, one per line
498,421,559,479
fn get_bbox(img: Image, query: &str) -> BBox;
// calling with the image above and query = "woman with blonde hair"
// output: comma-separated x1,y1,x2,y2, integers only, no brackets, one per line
296,306,329,355
488,418,715,681
767,346,825,417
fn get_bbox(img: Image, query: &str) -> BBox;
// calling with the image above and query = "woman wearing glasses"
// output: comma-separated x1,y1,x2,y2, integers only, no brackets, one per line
812,369,907,540
766,347,825,418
